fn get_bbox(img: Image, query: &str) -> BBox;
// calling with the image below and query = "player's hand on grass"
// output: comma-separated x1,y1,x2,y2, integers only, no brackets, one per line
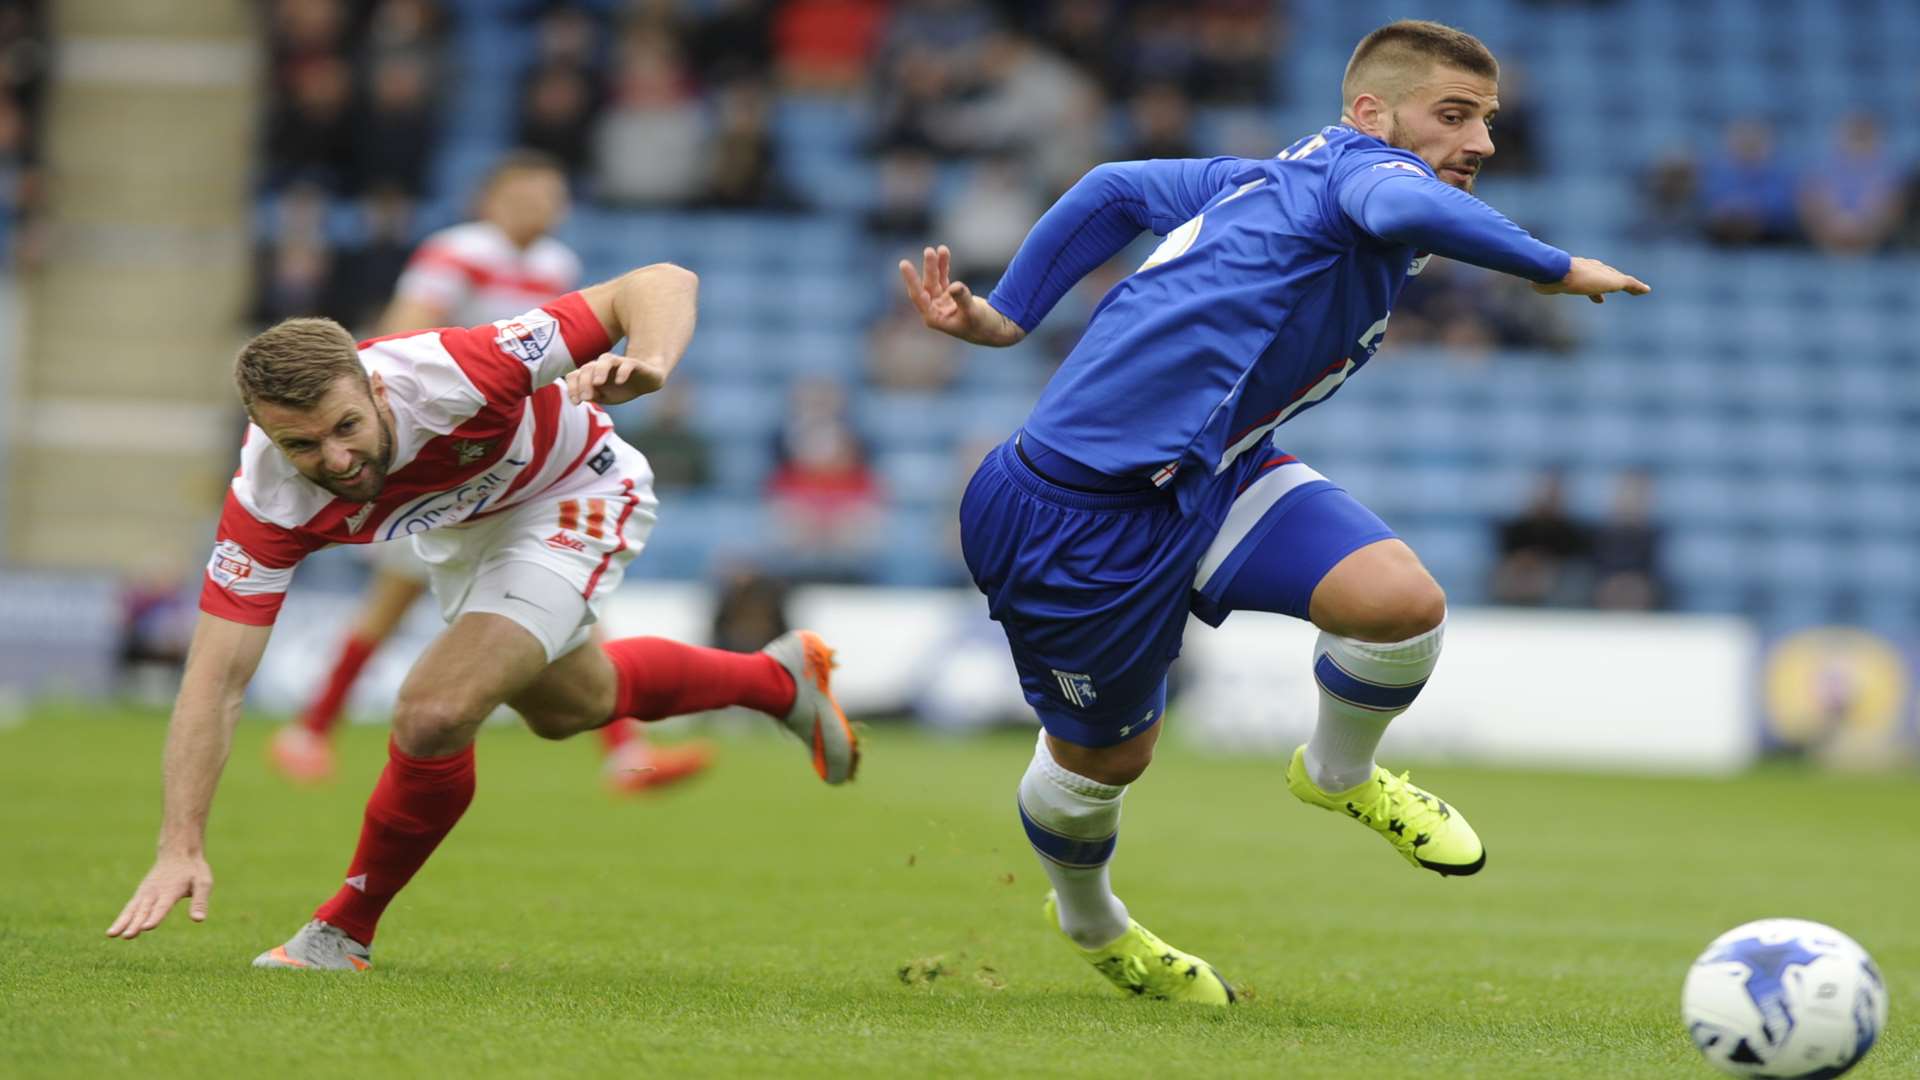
1533,256,1652,304
106,850,212,940
899,245,1026,347
567,352,667,406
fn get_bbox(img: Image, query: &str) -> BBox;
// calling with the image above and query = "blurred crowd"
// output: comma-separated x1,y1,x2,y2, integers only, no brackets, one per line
1490,470,1665,612
244,0,1618,584
1641,114,1917,255
0,0,44,271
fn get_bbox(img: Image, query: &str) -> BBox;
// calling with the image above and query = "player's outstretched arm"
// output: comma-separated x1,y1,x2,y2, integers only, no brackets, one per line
1530,256,1651,304
1344,173,1650,302
899,244,1025,348
569,263,700,405
106,613,271,941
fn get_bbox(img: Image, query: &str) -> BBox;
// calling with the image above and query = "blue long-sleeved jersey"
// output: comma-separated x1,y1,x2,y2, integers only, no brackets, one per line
986,125,1570,510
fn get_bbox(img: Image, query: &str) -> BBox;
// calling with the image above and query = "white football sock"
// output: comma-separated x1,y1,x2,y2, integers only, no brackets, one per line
1305,617,1445,793
1017,732,1130,949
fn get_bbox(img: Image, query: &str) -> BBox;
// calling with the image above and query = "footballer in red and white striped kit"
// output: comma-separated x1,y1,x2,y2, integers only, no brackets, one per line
106,266,859,970
271,150,710,793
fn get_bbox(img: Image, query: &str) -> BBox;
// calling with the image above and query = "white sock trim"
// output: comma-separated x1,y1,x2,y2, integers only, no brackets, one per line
1033,730,1125,800
1331,613,1446,674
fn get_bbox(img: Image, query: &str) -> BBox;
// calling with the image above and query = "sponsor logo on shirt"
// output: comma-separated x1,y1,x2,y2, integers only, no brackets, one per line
452,439,492,465
493,312,559,365
587,445,615,475
1372,160,1427,174
208,540,255,586
545,531,587,553
383,457,530,538
345,502,375,533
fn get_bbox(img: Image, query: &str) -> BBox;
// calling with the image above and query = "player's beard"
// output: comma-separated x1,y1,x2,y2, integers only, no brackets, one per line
1386,115,1477,193
315,412,395,501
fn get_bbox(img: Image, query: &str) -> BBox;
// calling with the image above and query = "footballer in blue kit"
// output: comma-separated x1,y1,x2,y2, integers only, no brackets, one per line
900,19,1649,1004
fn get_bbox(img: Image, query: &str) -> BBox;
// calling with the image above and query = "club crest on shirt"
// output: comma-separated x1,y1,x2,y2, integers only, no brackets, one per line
452,438,492,465
492,312,558,365
1052,669,1098,709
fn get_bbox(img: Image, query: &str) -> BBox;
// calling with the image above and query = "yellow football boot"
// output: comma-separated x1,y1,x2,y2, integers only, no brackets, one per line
1043,893,1236,1005
1286,745,1486,876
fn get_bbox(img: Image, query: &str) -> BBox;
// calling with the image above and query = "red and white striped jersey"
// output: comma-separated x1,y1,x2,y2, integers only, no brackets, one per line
392,221,582,327
201,291,624,626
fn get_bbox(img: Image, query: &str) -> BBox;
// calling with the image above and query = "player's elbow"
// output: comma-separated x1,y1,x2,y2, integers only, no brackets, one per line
628,262,698,292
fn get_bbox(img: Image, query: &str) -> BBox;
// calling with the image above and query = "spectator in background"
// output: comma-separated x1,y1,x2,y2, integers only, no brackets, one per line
1188,1,1278,105
1489,471,1594,607
269,0,349,77
1386,259,1499,355
252,182,347,324
0,95,25,264
933,154,1045,283
709,565,793,653
685,0,774,86
365,0,442,61
530,2,605,72
864,146,937,239
0,0,47,267
1480,63,1539,175
1123,81,1199,161
619,380,714,492
1589,470,1665,611
870,44,967,157
1635,148,1698,242
266,54,356,192
324,185,417,332
353,52,437,195
1393,258,1580,357
766,377,884,580
519,64,599,176
881,0,994,60
594,21,707,205
947,30,1106,195
1798,114,1904,256
1123,3,1201,97
1039,0,1130,97
1698,119,1799,247
772,0,889,93
700,78,801,210
868,298,963,391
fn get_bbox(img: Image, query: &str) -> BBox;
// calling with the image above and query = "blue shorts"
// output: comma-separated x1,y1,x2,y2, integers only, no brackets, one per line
958,433,1394,748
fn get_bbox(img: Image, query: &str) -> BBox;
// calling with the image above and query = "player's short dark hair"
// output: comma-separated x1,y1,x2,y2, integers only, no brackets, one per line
234,317,368,412
1343,20,1498,108
483,147,566,191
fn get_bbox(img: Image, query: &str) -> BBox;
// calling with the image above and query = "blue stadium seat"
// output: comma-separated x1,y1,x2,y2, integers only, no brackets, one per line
877,449,958,509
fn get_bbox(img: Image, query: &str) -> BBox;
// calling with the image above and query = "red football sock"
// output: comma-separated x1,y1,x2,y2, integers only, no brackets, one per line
299,633,379,736
598,717,638,753
313,739,475,945
602,637,796,723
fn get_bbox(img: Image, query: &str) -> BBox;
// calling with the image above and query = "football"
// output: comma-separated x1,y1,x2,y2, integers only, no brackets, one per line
1682,918,1888,1078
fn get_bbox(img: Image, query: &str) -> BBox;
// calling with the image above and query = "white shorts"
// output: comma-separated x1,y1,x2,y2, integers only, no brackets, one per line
413,440,658,661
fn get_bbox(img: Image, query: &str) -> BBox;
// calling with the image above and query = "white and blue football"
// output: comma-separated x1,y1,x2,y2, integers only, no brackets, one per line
1682,918,1888,1078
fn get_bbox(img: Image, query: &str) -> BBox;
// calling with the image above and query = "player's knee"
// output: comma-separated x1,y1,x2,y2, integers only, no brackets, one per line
1051,735,1154,786
392,691,487,752
1315,542,1447,643
519,710,576,741
1349,574,1446,643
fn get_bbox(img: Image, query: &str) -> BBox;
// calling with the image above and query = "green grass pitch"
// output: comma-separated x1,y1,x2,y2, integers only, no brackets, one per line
2,706,1914,1078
